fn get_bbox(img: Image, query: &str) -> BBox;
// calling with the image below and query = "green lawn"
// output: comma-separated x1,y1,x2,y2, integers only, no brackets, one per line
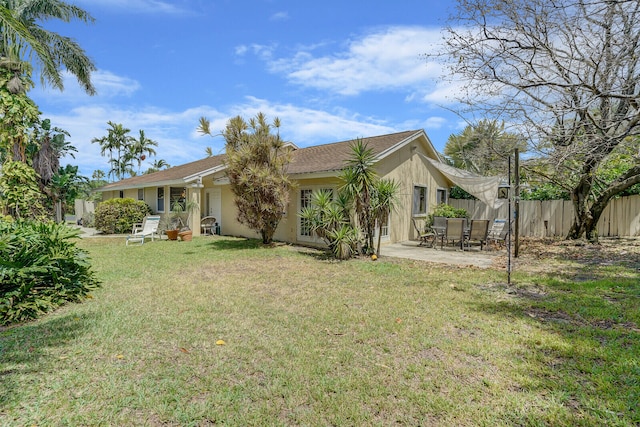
1,236,638,426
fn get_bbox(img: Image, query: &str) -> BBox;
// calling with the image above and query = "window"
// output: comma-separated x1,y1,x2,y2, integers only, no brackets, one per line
413,185,427,215
298,187,334,241
299,189,313,237
170,187,186,211
157,187,165,212
138,188,144,201
374,215,390,239
119,190,124,199
436,189,447,205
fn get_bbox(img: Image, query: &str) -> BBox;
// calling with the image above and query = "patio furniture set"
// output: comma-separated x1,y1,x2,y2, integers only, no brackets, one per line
412,217,509,251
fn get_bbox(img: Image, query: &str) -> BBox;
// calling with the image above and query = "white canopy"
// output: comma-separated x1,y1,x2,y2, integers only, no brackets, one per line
423,155,506,210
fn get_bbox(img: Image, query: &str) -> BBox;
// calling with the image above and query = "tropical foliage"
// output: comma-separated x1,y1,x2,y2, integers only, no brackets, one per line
300,140,400,259
0,29,91,222
198,113,292,245
444,120,526,176
0,221,100,325
0,0,96,94
0,160,45,219
91,122,159,181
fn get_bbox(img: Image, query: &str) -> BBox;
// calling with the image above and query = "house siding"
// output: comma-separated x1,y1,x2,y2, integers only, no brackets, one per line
96,130,450,245
376,137,447,244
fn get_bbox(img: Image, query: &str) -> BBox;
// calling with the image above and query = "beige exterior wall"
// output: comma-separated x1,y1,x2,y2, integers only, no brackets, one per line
212,140,445,246
375,139,448,244
98,135,446,245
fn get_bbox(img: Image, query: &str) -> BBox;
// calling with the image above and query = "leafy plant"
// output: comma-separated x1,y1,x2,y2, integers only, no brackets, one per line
426,204,468,228
199,113,293,244
0,221,100,325
327,224,358,260
162,196,199,231
299,189,359,259
93,198,152,234
0,160,46,219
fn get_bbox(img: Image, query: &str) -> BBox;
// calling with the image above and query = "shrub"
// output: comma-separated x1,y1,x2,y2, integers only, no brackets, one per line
82,211,95,228
426,204,468,228
94,198,152,234
0,221,101,325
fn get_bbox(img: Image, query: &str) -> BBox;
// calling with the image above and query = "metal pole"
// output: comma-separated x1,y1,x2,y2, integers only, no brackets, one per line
507,155,512,285
514,148,520,258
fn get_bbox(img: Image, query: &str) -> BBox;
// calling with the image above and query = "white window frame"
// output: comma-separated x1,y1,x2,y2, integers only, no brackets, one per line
373,214,391,241
137,188,144,201
297,186,335,243
157,187,165,213
436,188,447,206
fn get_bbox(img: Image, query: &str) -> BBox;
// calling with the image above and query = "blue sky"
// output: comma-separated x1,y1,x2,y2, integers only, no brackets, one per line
30,0,465,177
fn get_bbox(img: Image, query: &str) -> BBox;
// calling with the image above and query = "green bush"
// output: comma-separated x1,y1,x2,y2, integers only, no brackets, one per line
0,221,101,325
94,198,152,234
82,211,95,228
426,204,468,228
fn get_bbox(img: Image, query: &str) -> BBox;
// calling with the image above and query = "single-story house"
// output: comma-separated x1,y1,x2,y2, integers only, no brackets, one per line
98,129,459,246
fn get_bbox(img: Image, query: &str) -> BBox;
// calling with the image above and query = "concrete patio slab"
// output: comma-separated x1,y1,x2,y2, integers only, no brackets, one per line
380,240,503,269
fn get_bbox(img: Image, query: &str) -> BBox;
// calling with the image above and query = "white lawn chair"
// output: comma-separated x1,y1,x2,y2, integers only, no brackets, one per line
126,215,161,245
487,219,509,248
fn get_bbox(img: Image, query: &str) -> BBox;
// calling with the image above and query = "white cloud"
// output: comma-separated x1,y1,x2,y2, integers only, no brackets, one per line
265,26,448,99
32,70,140,106
39,95,405,175
270,11,289,21
424,116,448,129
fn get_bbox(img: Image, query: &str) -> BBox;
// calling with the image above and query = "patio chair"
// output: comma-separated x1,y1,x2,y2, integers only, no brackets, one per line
412,218,435,247
442,218,466,250
487,219,509,248
126,215,161,246
431,216,447,248
465,219,490,251
200,216,217,235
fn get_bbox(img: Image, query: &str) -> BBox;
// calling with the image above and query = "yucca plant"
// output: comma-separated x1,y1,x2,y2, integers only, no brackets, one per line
327,224,358,260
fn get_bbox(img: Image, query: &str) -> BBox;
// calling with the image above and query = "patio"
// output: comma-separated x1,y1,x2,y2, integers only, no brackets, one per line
380,240,502,268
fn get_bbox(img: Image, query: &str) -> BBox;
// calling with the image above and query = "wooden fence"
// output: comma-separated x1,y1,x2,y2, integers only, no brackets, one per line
450,194,640,238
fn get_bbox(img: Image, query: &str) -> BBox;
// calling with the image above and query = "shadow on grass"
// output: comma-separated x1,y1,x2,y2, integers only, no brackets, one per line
204,236,335,260
469,278,640,425
205,237,266,251
0,312,94,410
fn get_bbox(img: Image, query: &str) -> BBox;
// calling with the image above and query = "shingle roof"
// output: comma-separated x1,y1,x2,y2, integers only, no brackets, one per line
286,130,421,174
101,130,424,190
101,155,226,190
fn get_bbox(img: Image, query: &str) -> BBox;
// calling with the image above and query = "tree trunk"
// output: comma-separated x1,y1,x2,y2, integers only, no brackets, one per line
568,165,640,242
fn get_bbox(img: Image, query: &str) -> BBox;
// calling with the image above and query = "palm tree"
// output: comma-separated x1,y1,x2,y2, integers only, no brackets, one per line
144,159,169,174
32,118,74,191
91,121,133,181
128,130,158,173
0,0,96,95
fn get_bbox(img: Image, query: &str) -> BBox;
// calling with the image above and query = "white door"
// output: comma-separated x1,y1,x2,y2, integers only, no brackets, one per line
205,188,222,225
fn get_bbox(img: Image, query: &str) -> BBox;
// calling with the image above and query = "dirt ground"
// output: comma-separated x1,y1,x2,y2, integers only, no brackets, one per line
496,236,640,278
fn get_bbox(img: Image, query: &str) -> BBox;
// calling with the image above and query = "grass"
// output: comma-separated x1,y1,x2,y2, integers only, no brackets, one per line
1,236,638,426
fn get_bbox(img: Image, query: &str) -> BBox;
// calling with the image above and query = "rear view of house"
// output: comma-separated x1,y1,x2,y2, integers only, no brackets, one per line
99,130,453,246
